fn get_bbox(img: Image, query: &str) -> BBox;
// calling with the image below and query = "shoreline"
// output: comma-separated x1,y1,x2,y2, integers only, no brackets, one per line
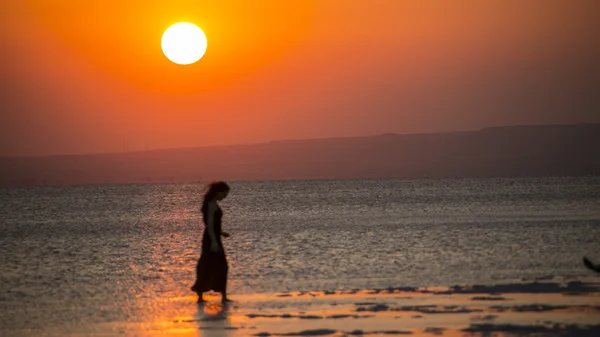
5,280,600,337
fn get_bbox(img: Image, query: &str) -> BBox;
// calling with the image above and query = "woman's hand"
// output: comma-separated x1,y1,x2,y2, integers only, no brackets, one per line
210,241,220,253
222,232,230,238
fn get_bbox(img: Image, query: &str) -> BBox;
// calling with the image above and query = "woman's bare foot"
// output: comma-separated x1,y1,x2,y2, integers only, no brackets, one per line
192,286,205,303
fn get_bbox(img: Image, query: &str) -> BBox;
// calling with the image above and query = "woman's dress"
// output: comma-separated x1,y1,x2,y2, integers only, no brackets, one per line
192,205,228,294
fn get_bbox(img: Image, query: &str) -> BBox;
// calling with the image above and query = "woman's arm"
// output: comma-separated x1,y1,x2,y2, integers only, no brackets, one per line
205,202,220,252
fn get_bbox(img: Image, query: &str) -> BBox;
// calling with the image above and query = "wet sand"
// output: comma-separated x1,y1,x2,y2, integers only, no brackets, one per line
24,281,600,337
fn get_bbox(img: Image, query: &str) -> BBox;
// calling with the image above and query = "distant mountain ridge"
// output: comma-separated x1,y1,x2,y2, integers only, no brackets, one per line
1,123,599,186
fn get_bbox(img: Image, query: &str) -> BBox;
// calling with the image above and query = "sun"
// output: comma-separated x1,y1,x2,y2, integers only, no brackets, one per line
161,22,208,65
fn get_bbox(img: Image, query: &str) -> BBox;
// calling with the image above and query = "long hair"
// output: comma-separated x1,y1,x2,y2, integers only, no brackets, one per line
201,181,230,213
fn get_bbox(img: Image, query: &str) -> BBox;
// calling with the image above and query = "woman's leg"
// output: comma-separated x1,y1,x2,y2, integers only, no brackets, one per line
192,256,205,299
194,258,206,303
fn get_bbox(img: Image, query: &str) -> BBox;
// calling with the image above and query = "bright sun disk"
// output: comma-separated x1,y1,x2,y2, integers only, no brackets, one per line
161,22,207,65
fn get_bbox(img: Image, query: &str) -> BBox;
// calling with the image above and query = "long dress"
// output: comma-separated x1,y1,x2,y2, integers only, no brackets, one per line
192,204,228,294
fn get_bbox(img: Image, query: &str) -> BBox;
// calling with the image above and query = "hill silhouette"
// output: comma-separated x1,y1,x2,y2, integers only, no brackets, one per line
1,123,599,186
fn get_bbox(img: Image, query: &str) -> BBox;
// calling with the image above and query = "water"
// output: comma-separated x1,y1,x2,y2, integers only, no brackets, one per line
1,177,600,333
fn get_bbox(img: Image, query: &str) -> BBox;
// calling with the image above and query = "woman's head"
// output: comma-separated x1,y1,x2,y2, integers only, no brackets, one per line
202,181,230,207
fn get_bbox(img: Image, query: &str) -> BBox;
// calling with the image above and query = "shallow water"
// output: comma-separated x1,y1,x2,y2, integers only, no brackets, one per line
1,177,599,333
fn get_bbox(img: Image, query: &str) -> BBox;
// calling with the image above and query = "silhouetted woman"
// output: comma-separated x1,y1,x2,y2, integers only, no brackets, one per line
191,181,232,303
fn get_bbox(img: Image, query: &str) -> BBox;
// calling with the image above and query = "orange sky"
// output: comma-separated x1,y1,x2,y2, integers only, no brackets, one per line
1,0,599,156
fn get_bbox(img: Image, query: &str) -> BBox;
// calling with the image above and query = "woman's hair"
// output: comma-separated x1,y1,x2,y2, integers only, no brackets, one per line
201,181,230,212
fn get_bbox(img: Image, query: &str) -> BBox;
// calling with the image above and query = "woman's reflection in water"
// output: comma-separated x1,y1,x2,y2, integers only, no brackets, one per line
195,302,235,337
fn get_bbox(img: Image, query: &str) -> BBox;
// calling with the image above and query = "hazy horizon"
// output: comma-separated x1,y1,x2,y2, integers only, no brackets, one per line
2,123,598,187
2,121,597,158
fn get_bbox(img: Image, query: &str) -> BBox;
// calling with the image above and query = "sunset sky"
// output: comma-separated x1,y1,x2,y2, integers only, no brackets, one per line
2,0,599,156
